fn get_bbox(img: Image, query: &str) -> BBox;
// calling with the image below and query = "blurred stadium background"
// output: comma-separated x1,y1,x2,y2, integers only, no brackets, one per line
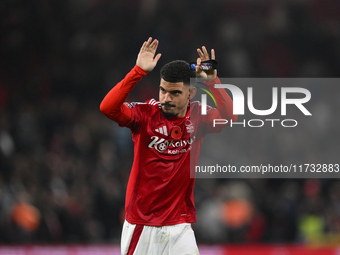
1,0,340,254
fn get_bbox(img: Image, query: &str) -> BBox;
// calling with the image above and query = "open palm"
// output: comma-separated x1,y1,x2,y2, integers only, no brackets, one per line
195,46,217,80
136,37,162,72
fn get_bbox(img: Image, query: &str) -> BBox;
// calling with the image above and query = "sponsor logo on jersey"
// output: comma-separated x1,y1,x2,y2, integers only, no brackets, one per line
148,136,195,153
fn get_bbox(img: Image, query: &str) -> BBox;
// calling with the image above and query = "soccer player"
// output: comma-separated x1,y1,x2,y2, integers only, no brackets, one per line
100,37,236,255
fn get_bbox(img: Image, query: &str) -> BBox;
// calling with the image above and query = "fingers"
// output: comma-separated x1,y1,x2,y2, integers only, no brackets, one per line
153,53,162,63
195,57,202,73
197,46,215,61
140,41,146,52
140,37,160,55
202,46,209,60
197,47,207,60
197,48,204,60
141,37,154,51
150,38,159,51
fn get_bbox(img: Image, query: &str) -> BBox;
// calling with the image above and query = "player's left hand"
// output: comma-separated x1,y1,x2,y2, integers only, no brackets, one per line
195,46,217,80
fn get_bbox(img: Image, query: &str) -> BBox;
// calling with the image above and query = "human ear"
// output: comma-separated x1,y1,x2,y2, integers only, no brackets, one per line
189,87,196,100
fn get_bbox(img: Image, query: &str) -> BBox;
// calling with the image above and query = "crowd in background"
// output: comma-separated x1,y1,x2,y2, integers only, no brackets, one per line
1,0,340,244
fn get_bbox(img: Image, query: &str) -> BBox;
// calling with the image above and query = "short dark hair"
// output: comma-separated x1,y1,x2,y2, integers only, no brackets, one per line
160,60,197,86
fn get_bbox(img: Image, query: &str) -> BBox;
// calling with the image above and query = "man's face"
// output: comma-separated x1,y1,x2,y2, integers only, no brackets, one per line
159,78,193,118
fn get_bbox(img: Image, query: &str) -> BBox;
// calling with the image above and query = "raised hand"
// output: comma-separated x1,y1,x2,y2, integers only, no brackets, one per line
136,37,162,72
195,46,217,80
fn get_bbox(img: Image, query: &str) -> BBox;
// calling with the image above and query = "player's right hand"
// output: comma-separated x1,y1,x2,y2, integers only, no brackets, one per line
136,37,162,72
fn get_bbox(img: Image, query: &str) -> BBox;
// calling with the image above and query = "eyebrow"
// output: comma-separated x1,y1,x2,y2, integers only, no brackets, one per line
159,86,183,94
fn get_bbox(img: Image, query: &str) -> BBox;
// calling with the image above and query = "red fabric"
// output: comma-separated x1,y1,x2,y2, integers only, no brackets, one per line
127,224,144,255
124,100,198,225
100,65,147,126
100,67,236,226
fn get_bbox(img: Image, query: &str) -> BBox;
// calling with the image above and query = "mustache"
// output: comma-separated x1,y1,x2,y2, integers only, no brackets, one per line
161,102,176,107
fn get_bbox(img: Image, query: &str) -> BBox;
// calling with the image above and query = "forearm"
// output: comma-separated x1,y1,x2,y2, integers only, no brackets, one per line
100,65,147,124
205,77,237,122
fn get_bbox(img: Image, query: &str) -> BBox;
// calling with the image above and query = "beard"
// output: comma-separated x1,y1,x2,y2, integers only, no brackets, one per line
161,103,177,117
162,110,177,118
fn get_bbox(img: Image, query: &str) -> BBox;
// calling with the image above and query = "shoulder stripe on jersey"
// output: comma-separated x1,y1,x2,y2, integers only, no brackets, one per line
124,99,160,109
148,99,160,106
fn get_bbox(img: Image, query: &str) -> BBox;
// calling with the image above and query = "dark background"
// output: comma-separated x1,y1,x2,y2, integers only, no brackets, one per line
1,0,340,244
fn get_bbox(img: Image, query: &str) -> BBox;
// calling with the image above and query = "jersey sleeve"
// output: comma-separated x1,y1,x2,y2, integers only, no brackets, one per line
121,102,147,132
100,65,147,126
121,99,158,131
199,76,238,134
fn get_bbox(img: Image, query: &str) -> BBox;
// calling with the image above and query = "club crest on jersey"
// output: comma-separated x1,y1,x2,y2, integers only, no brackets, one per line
185,119,194,133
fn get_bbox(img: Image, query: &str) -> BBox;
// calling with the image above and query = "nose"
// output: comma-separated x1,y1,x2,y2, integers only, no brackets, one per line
164,92,172,102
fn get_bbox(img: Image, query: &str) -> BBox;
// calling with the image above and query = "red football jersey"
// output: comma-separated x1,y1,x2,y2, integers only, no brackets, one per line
123,99,220,226
100,65,236,226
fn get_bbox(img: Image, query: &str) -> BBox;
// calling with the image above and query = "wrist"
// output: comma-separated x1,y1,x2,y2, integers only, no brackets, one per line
204,76,220,86
134,65,148,76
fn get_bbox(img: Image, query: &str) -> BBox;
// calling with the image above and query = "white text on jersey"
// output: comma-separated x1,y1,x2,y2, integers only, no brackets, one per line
148,136,195,153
